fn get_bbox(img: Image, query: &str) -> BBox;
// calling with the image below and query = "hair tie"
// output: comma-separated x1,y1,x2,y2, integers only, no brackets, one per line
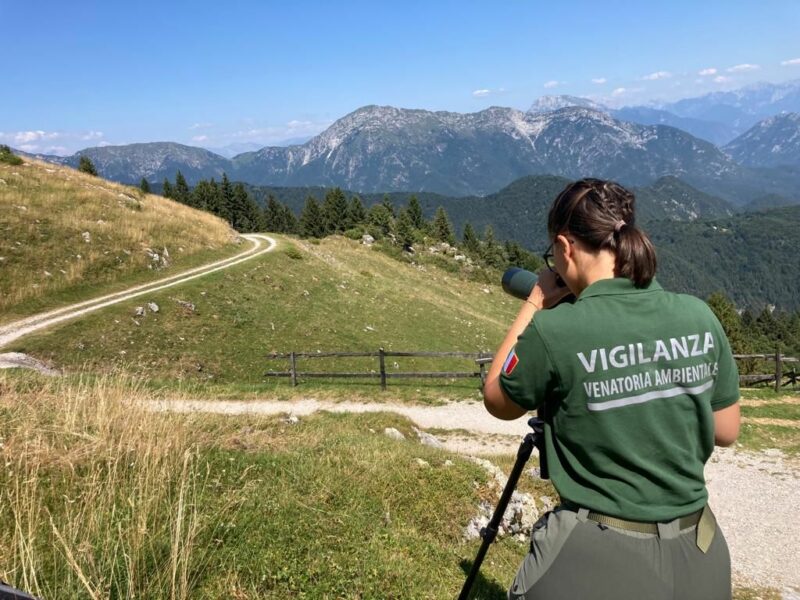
614,220,626,233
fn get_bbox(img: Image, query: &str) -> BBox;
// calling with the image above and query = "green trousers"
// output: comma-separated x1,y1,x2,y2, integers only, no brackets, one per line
508,505,731,600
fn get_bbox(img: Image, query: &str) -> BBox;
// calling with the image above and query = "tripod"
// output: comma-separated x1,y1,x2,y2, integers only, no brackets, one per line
457,417,546,600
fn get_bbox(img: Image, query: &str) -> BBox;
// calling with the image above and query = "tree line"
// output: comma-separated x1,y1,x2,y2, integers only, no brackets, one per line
708,292,800,358
152,172,543,273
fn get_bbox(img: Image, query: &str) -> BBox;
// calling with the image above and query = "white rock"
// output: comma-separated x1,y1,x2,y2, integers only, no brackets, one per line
82,231,91,243
444,460,454,467
147,302,159,313
383,427,405,441
413,427,443,448
361,234,375,245
284,414,299,425
454,254,466,261
415,458,430,467
0,179,6,185
134,306,145,317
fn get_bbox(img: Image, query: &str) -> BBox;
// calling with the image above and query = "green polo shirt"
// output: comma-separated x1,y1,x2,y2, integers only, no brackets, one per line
499,277,739,521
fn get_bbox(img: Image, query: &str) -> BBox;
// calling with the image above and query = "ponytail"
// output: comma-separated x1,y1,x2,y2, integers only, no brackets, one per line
547,178,657,288
612,223,657,288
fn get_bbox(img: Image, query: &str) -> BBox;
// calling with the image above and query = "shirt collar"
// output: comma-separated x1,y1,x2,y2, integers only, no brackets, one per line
578,277,662,300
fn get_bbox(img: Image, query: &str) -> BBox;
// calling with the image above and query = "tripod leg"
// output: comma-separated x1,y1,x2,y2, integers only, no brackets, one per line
457,432,536,600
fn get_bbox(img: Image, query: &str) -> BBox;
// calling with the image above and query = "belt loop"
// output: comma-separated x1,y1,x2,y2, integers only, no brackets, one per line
656,522,669,538
576,508,589,523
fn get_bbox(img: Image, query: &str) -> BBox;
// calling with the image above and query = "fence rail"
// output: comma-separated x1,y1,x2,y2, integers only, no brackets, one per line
265,349,492,390
264,349,798,391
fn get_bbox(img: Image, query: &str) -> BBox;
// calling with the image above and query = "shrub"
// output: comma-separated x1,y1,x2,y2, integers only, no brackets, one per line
78,155,98,176
0,144,23,165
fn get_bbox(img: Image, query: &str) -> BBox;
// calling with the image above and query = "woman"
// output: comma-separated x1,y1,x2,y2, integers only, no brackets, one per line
483,178,740,600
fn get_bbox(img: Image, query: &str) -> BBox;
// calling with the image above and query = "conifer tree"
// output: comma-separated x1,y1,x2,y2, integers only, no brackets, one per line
707,292,748,353
322,187,349,233
347,196,367,227
407,195,424,230
480,224,504,268
174,171,191,205
78,155,97,176
395,208,415,250
367,204,393,238
229,183,261,232
299,196,325,238
281,204,299,234
264,195,285,232
381,194,395,218
220,173,234,224
162,178,174,199
462,222,480,255
190,179,215,211
207,178,230,221
432,206,455,245
139,178,151,194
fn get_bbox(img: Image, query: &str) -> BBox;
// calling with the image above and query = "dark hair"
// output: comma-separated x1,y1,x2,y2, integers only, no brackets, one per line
547,178,657,288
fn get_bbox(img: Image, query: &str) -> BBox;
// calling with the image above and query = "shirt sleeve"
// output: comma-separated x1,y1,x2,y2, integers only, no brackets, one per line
710,315,740,411
499,321,558,411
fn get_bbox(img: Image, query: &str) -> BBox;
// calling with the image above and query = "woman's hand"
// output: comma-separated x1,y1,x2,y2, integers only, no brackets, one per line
531,269,572,309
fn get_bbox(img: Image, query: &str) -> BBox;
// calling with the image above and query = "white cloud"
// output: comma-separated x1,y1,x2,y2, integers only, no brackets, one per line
543,80,560,89
191,135,209,142
781,58,800,66
13,130,61,144
727,63,760,73
714,75,732,83
189,122,213,130
97,141,112,147
642,71,672,81
698,68,717,76
611,87,627,97
472,89,491,97
80,131,104,141
591,77,607,84
43,145,69,155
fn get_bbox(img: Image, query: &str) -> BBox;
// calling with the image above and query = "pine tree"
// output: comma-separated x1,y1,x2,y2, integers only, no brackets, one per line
229,183,261,232
462,222,480,255
78,155,97,176
322,187,349,234
281,204,299,234
347,196,367,227
381,194,395,218
173,171,190,205
481,225,504,268
191,179,215,211
707,292,748,353
299,196,325,238
407,195,424,230
367,204,393,238
264,195,285,232
139,178,151,194
432,206,455,245
395,208,415,250
220,173,234,224
162,178,174,199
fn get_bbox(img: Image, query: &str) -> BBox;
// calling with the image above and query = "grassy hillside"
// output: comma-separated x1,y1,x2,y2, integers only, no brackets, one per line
0,373,787,599
0,158,241,325
7,235,520,398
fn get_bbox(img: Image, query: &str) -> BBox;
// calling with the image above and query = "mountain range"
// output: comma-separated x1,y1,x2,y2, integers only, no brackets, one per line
22,79,800,207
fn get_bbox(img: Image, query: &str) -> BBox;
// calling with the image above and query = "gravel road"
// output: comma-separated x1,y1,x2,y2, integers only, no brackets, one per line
0,234,276,353
154,397,800,594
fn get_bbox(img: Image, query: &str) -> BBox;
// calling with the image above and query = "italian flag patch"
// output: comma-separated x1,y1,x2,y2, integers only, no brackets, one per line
502,348,519,375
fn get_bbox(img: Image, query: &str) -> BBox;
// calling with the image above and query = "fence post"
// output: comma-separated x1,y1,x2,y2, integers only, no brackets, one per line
379,347,387,391
290,351,297,387
775,348,782,393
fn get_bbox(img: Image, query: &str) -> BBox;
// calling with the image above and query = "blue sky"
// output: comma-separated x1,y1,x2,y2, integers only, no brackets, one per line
2,0,800,155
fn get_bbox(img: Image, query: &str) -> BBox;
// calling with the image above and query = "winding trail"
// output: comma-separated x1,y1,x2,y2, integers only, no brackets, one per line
0,234,277,352
154,396,800,594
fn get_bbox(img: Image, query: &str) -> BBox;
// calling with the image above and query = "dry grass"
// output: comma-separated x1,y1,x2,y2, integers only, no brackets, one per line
0,158,236,318
0,373,247,599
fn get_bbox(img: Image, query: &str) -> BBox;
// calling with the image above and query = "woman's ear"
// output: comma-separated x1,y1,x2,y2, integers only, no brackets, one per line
555,234,573,260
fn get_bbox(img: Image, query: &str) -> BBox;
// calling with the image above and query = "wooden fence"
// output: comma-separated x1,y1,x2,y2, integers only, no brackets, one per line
266,348,799,392
264,349,492,390
733,351,799,391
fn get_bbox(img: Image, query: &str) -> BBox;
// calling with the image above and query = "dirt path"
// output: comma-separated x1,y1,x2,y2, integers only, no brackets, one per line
153,397,800,593
0,234,276,355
